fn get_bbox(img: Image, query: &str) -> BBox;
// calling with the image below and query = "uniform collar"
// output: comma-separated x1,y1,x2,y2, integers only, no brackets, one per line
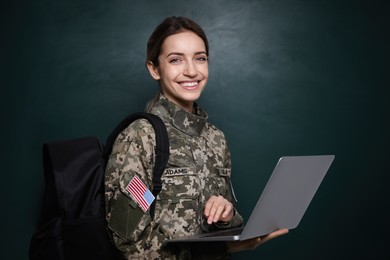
149,94,208,137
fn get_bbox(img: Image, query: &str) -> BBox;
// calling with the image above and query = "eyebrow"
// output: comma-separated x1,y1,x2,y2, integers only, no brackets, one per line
166,51,207,57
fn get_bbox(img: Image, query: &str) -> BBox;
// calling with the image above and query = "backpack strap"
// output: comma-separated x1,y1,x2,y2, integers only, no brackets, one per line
104,112,169,219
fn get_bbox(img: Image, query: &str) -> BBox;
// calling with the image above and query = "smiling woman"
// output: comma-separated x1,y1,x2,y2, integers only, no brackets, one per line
104,16,287,260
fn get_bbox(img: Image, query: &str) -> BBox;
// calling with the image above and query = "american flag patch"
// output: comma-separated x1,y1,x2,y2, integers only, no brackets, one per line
126,175,155,212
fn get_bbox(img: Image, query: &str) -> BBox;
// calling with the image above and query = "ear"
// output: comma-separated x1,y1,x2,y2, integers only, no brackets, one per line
147,61,161,80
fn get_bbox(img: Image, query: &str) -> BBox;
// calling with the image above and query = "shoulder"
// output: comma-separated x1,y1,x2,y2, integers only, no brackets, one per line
111,118,156,154
204,122,226,139
203,122,228,148
117,119,156,142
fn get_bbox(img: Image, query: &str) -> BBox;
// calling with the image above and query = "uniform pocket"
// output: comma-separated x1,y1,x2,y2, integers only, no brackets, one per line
108,193,151,242
156,167,201,238
159,167,200,199
210,168,232,199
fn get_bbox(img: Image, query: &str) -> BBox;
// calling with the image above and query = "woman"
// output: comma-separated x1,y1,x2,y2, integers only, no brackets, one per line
105,16,288,259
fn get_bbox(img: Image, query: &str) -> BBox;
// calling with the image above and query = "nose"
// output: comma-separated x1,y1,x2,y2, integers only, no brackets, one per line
183,60,197,77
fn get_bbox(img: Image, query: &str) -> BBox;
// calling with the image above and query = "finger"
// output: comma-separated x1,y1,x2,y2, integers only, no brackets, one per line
203,196,217,217
212,203,226,223
207,201,220,224
211,200,233,223
266,229,289,239
206,196,224,224
204,196,234,224
221,202,233,219
259,229,289,244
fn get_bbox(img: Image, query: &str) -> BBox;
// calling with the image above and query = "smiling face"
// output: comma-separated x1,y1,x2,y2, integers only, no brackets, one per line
147,31,209,112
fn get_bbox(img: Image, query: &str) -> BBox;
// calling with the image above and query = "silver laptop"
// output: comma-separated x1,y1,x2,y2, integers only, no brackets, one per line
166,155,335,243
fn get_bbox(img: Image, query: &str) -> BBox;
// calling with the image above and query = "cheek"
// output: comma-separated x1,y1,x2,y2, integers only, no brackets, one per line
199,64,209,78
201,71,209,82
159,67,180,81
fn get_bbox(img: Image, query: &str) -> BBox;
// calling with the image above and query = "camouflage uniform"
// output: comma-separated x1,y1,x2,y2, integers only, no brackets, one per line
105,94,243,259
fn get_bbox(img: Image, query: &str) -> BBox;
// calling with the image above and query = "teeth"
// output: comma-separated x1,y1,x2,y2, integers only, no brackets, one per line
180,81,198,87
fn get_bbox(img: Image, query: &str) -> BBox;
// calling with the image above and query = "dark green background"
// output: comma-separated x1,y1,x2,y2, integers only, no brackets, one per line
2,0,389,259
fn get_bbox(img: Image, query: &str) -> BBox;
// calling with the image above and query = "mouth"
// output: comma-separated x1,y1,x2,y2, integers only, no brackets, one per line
178,81,200,90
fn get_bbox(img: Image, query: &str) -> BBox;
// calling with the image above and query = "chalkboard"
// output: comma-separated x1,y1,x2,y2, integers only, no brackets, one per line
3,0,389,259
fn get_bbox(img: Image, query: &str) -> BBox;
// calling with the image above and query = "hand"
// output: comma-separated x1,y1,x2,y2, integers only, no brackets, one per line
204,195,234,224
226,229,289,253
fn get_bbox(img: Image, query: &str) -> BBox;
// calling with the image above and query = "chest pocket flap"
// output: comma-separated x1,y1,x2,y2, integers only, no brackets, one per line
159,167,200,200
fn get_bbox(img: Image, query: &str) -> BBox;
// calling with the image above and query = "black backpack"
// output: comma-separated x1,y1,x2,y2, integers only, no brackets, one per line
29,112,169,260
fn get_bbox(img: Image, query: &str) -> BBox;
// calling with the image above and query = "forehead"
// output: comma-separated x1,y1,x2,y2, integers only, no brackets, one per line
161,31,206,55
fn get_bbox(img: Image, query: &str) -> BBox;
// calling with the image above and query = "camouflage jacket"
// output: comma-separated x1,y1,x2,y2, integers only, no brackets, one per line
105,95,243,259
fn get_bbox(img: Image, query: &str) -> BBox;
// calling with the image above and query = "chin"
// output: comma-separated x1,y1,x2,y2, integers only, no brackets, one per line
182,92,202,102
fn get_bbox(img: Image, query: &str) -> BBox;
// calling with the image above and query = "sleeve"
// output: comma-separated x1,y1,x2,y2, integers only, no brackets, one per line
104,119,156,254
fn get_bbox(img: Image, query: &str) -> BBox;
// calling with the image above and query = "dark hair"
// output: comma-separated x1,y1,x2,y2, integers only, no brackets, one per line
146,16,209,67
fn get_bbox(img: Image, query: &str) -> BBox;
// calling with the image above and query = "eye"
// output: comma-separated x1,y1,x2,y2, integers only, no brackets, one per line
168,57,183,64
194,55,208,63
